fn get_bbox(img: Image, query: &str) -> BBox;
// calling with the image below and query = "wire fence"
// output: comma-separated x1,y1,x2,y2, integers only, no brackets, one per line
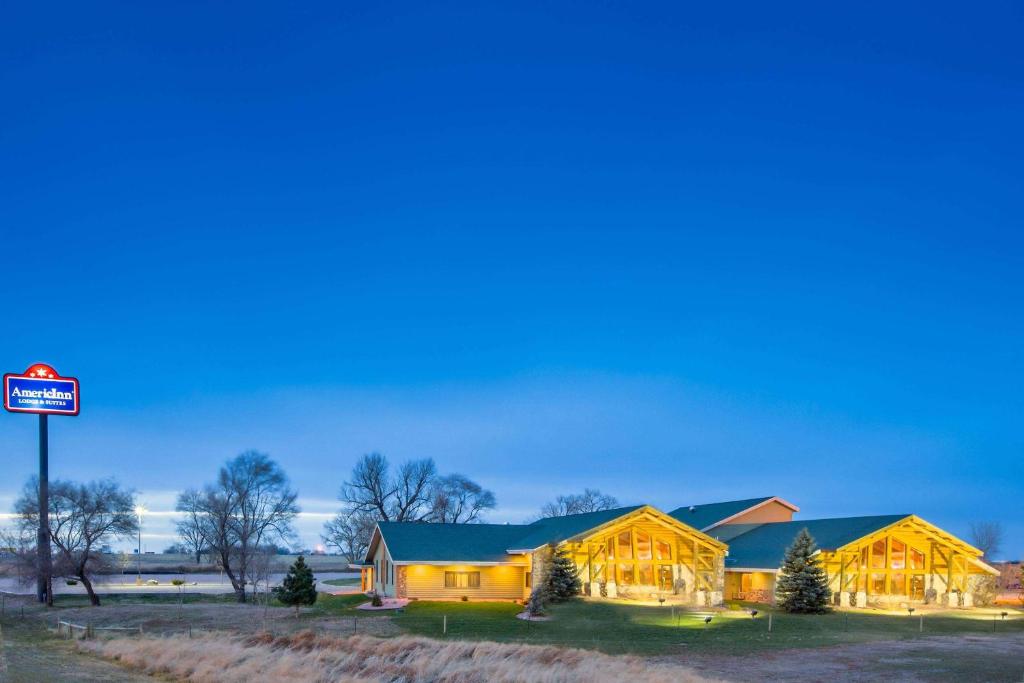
45,608,1021,651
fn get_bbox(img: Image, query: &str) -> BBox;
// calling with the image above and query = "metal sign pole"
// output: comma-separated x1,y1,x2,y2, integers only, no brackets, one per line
4,363,79,607
38,414,52,605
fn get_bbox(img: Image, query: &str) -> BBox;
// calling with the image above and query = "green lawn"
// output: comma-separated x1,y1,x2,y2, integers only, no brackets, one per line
391,600,1024,655
310,592,372,614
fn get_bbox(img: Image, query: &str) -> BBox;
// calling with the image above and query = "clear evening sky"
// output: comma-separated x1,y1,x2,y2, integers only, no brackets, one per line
1,2,1021,558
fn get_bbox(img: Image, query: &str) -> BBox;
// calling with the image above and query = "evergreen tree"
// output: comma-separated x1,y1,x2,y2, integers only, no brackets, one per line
776,529,831,614
545,543,582,602
274,555,318,616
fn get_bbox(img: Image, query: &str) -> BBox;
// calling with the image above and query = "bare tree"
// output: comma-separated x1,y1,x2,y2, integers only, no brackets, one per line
429,474,496,523
968,521,1004,559
322,510,377,562
195,451,299,603
540,489,619,518
0,527,42,590
14,477,138,606
339,453,437,522
174,488,209,564
249,545,280,605
327,453,496,561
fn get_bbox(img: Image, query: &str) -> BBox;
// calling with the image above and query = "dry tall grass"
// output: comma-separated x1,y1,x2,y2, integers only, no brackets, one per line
80,631,717,682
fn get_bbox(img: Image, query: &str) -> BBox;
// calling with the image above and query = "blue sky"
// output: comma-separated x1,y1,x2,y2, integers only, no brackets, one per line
1,2,1022,557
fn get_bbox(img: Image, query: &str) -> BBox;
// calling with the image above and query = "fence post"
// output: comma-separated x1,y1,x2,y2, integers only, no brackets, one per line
443,615,447,636
353,616,357,635
768,613,773,633
919,615,923,632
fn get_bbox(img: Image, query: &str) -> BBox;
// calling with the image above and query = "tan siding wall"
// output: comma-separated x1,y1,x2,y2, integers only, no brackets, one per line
404,564,526,600
726,502,795,525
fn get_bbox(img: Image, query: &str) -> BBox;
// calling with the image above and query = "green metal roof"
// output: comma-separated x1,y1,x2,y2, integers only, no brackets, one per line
374,522,531,563
668,497,775,530
509,505,645,551
373,505,645,562
721,515,909,570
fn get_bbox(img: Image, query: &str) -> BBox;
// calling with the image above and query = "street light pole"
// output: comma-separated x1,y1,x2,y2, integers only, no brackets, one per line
135,505,146,584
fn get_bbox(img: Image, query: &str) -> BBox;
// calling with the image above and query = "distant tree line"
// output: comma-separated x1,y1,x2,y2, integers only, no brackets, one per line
5,444,624,607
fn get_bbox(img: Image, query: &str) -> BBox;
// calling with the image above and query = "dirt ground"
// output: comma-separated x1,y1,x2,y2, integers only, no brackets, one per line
667,632,1024,682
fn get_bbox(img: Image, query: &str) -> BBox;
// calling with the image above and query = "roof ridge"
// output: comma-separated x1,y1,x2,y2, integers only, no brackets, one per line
719,513,910,526
530,503,643,524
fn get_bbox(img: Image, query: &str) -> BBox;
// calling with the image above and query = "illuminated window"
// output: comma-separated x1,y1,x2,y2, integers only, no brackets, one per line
617,531,633,560
618,563,636,585
909,547,925,570
657,565,673,591
636,532,652,561
871,540,886,569
638,563,654,585
891,573,906,595
444,572,480,589
871,573,886,594
655,539,672,561
890,540,906,569
525,572,531,588
909,575,925,600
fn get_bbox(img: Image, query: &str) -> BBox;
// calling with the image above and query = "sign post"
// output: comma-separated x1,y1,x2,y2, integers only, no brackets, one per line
3,363,80,605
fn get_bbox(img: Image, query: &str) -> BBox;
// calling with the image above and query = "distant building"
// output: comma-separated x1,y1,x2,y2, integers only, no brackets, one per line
995,560,1022,590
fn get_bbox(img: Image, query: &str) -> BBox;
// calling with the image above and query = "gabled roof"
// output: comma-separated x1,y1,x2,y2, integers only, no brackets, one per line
721,514,909,570
669,496,793,531
507,505,644,552
367,504,724,563
370,522,531,563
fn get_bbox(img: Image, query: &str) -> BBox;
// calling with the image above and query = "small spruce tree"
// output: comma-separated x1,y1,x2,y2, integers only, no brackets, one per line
776,529,831,614
274,555,318,617
545,543,582,602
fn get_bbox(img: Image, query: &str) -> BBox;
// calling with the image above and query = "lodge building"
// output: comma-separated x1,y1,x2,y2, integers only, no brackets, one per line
361,496,997,607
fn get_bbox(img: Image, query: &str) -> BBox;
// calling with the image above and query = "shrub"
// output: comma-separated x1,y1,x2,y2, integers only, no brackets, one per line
273,555,318,617
970,576,998,607
371,592,383,607
461,595,468,602
66,579,78,586
171,579,185,587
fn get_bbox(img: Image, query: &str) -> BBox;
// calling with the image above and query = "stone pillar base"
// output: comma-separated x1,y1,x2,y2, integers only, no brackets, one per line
939,592,954,607
855,591,866,607
709,591,723,606
960,592,973,608
837,591,851,607
587,582,601,597
605,582,617,598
